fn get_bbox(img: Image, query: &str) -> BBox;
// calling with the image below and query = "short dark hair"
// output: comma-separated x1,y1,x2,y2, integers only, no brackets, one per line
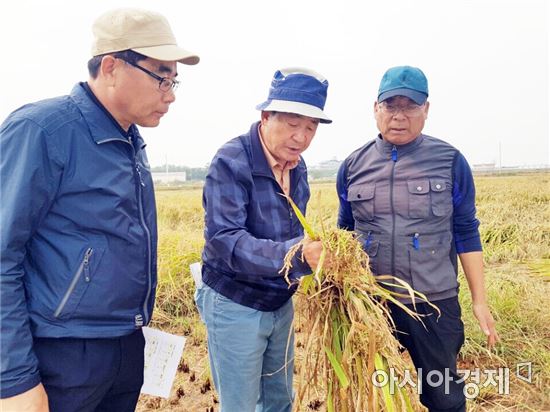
87,50,148,78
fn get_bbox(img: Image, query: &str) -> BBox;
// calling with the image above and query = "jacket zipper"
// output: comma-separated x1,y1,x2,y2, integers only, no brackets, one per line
134,161,153,326
97,136,153,327
390,145,398,275
54,248,93,318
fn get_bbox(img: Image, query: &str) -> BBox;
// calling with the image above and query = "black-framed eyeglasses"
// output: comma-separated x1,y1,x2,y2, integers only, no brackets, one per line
119,59,179,93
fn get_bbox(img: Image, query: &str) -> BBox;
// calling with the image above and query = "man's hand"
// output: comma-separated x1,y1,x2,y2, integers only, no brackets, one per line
302,240,324,270
0,383,49,412
459,251,499,349
473,302,499,349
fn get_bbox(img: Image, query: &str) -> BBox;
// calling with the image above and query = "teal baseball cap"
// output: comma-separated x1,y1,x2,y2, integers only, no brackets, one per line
377,66,428,105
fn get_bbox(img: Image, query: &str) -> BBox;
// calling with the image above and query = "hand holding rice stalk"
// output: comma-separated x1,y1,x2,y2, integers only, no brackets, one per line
282,195,440,412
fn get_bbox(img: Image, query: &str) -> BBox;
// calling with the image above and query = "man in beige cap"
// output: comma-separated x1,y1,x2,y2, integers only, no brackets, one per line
0,8,198,412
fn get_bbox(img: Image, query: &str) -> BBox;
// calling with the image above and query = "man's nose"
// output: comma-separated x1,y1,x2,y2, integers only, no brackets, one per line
293,128,310,143
163,89,176,104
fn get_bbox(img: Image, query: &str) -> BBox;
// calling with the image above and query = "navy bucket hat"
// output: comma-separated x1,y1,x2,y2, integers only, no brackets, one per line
256,67,332,123
378,66,429,105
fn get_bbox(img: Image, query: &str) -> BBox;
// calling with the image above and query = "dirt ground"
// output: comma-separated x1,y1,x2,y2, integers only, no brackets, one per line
136,333,217,412
135,318,545,412
136,320,325,412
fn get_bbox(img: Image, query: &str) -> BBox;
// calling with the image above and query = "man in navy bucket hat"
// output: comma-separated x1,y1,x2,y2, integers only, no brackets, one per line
196,68,331,411
337,65,499,411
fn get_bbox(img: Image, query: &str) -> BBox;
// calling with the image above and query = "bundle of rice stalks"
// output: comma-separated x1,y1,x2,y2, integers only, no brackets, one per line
282,197,439,412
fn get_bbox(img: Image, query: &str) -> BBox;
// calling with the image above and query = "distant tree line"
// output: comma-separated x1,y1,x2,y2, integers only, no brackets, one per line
308,168,339,180
151,163,341,182
151,164,208,181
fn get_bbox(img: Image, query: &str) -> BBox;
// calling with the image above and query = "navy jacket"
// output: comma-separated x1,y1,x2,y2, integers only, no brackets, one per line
201,122,312,311
0,83,158,397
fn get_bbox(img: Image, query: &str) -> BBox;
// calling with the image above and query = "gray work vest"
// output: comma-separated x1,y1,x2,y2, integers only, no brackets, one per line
344,134,460,302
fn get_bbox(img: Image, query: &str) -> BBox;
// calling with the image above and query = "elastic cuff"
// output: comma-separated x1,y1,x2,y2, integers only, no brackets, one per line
455,237,482,254
290,246,313,278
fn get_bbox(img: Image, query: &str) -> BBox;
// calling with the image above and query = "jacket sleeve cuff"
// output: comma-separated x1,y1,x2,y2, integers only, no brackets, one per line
0,373,41,399
289,245,313,279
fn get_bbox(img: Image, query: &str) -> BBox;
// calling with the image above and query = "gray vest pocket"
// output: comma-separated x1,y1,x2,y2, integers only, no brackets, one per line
364,239,379,274
407,178,452,218
407,231,458,294
348,184,375,222
407,179,430,218
430,178,452,216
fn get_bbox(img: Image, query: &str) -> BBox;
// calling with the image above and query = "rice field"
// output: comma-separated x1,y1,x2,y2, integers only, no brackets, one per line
139,172,550,411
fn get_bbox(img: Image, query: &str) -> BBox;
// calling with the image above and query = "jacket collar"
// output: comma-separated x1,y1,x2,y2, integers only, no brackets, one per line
250,121,274,177
70,83,146,149
375,133,424,158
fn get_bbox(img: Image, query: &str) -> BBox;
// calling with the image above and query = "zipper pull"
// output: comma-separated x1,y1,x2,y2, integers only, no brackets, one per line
83,248,93,282
364,231,372,247
135,164,146,187
391,145,398,162
412,233,420,250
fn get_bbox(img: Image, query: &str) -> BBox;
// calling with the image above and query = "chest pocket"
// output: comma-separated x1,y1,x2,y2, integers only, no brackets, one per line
407,178,452,218
407,179,430,218
430,179,452,216
348,184,375,222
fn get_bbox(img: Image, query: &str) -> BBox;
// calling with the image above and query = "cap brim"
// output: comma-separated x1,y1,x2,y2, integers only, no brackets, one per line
132,44,200,65
256,99,332,124
378,88,427,105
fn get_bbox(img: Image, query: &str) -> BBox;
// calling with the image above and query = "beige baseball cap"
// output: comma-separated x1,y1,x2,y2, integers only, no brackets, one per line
91,8,199,65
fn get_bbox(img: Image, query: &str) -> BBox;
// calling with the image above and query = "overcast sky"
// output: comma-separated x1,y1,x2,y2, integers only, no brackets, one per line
1,0,548,168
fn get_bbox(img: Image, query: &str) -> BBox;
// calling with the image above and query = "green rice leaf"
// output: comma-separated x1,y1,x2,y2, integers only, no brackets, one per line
397,384,415,412
283,194,317,239
300,274,315,294
314,246,326,284
327,381,334,412
374,352,396,412
332,323,342,361
324,346,350,389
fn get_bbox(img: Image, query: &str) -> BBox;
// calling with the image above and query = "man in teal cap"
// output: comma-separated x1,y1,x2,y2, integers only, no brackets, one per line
337,65,499,411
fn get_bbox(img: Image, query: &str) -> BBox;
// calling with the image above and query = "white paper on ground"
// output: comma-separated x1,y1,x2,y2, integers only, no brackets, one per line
141,326,186,398
189,261,203,289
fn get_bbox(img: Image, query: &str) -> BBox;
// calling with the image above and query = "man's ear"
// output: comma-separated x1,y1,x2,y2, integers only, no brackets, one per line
423,101,430,119
373,101,380,119
260,110,271,124
99,55,119,85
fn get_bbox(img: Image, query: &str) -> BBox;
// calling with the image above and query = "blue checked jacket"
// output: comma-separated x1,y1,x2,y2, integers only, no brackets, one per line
201,121,312,311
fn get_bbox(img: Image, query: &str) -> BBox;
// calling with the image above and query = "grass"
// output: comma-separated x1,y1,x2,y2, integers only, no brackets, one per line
147,172,550,411
150,189,204,341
